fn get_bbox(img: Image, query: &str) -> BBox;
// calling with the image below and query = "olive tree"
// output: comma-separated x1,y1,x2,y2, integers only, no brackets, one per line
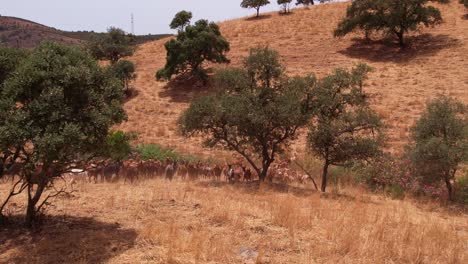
307,64,384,192
179,47,314,180
0,47,28,179
296,0,315,6
0,42,126,226
170,10,193,31
108,59,136,93
87,27,135,64
156,16,230,82
334,0,446,47
406,96,467,201
278,0,293,13
241,0,271,17
461,0,468,8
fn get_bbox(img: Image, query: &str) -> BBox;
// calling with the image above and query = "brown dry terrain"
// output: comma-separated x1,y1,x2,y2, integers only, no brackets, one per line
1,2,468,264
0,16,81,48
117,1,468,157
0,16,171,48
1,179,467,263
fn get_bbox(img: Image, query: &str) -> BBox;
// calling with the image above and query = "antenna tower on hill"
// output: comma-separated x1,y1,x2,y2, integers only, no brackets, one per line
131,13,134,35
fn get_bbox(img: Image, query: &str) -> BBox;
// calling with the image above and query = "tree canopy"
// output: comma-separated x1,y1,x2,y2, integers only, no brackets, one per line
87,27,135,63
241,0,271,17
307,64,384,192
406,96,468,201
278,0,293,13
108,59,136,94
179,47,314,180
334,0,445,47
0,42,126,225
170,10,193,31
156,16,230,82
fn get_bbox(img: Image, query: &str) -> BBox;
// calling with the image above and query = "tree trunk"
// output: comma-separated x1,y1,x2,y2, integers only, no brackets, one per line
396,31,405,48
25,182,46,227
256,8,260,17
445,177,454,202
321,161,329,192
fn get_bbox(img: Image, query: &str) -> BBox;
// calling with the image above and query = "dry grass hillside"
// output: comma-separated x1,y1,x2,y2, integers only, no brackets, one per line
1,179,467,263
0,16,81,48
117,1,468,157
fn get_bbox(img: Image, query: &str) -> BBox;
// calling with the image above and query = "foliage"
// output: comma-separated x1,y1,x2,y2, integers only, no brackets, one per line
87,27,135,64
0,47,28,87
156,17,230,82
170,11,193,31
104,130,137,162
307,63,384,192
136,144,186,161
406,96,468,201
278,0,293,13
107,59,136,92
180,47,314,180
0,42,126,226
334,0,445,47
241,0,271,17
454,173,468,205
296,0,315,6
461,0,468,8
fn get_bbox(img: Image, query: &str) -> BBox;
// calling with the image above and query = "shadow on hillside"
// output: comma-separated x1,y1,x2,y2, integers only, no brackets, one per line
463,14,468,20
124,87,140,102
158,74,215,103
245,14,273,21
339,34,461,63
0,215,137,263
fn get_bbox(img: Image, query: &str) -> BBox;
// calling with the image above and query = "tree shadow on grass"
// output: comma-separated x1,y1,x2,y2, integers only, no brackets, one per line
0,215,137,264
245,14,273,21
338,34,461,63
158,73,216,103
195,180,317,197
195,180,381,205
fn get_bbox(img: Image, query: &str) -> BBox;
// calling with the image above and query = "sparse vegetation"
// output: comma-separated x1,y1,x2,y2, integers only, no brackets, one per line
135,144,199,162
241,0,271,17
0,42,126,226
278,0,293,13
170,10,193,32
87,27,135,64
180,47,313,180
107,59,137,93
334,0,446,47
104,130,137,162
307,63,384,192
406,96,467,201
156,14,230,82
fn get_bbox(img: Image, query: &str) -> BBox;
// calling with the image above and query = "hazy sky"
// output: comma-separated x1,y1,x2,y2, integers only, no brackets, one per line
1,0,286,35
2,1,347,35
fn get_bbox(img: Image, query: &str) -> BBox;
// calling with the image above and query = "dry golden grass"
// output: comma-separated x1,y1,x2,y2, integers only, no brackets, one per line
116,1,468,157
1,179,467,263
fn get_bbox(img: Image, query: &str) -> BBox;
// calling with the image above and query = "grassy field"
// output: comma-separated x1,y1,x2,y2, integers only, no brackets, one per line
1,178,467,263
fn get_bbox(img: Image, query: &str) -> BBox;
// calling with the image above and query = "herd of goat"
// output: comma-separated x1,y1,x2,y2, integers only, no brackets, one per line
1,158,312,188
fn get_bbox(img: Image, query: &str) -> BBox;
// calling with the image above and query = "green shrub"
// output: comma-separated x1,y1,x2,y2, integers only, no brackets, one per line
387,184,406,200
105,130,137,161
455,174,468,205
136,144,181,161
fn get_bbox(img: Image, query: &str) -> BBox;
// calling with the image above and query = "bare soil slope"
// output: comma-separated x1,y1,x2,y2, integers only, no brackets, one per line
117,1,468,156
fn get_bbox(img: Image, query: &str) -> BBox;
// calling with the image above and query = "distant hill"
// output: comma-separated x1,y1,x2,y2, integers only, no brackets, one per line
0,16,171,48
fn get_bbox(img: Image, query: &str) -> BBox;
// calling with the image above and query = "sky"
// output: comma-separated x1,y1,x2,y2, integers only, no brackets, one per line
0,0,286,35
2,1,346,35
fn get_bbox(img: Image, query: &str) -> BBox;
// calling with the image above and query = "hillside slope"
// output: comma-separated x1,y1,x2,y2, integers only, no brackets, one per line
0,16,80,48
118,1,468,157
0,16,171,48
